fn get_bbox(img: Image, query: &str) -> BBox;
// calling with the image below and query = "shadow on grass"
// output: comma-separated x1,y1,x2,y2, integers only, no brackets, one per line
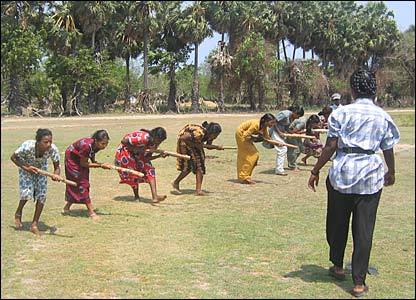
113,195,155,204
284,264,352,295
169,189,211,195
10,221,73,238
226,178,274,185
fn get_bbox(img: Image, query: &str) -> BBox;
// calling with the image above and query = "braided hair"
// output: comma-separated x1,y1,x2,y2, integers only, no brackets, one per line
350,68,377,98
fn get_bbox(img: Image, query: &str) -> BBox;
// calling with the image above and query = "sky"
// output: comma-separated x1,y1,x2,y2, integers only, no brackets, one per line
186,1,416,66
131,1,415,70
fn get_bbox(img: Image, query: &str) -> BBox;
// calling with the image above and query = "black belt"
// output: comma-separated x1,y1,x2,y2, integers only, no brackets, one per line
340,147,375,155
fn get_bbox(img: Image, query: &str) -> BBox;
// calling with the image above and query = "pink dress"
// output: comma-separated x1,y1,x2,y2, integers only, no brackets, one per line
114,130,156,188
65,138,96,204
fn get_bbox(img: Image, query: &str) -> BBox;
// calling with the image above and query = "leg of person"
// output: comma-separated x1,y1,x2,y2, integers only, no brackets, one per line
30,200,44,236
195,170,205,196
350,190,382,296
172,170,191,192
149,178,166,203
301,153,312,165
271,131,288,175
14,200,28,230
85,202,99,220
326,177,353,279
132,185,140,200
63,201,72,214
287,147,300,171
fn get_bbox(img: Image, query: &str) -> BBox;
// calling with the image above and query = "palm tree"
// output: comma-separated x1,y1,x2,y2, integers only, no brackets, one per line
178,1,212,112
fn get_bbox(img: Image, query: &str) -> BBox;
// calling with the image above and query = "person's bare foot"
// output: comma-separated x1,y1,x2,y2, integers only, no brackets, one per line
171,182,181,193
30,224,41,236
153,195,167,203
301,158,307,165
351,284,369,297
89,212,100,220
134,195,140,201
61,208,70,215
195,190,206,196
14,213,23,230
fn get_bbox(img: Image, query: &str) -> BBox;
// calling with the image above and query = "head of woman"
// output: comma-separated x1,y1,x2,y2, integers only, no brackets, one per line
150,127,167,146
35,128,53,152
259,113,277,129
306,115,321,134
318,106,332,121
350,68,377,100
202,121,222,141
92,130,110,151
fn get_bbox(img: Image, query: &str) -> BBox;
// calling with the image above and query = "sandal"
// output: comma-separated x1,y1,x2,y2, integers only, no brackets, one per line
329,266,346,280
350,285,369,298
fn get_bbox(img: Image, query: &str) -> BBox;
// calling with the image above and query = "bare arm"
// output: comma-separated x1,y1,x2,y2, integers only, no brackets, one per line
308,137,338,192
382,148,395,186
11,153,38,174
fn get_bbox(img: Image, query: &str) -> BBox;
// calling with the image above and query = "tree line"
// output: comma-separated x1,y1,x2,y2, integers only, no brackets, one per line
1,1,415,116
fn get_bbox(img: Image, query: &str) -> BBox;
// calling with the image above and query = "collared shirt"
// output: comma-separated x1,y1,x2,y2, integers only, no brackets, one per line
327,98,400,194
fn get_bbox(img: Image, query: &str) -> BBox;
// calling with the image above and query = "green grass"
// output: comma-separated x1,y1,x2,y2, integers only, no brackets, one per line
1,110,415,298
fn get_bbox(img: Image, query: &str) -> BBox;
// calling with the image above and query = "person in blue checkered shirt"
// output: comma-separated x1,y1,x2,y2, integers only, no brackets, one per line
307,68,400,298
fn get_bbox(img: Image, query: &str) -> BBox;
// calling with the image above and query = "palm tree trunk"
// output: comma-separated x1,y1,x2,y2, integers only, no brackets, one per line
303,47,306,60
8,73,22,115
143,29,149,91
311,49,314,60
282,39,288,63
124,55,130,111
248,82,256,111
92,30,96,53
191,42,200,113
168,64,177,112
258,81,265,111
292,46,296,60
218,32,225,112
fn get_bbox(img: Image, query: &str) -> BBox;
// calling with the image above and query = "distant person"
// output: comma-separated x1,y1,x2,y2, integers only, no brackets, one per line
329,93,342,111
115,127,168,203
172,122,223,195
301,115,323,165
11,128,61,236
286,117,306,171
236,114,277,184
318,106,333,129
270,105,304,176
308,68,400,298
63,130,112,220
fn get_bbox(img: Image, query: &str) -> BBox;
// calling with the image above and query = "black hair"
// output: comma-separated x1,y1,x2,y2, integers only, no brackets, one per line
350,68,377,98
202,121,222,135
259,113,276,129
305,115,321,135
150,127,167,141
318,106,332,116
92,129,110,141
35,128,52,142
288,105,304,117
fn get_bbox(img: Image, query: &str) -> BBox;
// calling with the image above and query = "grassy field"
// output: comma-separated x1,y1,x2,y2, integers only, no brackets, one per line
1,110,414,299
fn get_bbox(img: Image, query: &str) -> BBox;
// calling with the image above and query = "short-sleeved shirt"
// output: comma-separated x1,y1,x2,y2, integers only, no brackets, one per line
15,140,60,170
289,118,306,132
327,98,400,194
178,124,207,144
274,110,292,132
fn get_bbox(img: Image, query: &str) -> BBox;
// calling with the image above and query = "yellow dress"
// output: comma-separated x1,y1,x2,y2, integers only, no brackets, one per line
235,119,270,181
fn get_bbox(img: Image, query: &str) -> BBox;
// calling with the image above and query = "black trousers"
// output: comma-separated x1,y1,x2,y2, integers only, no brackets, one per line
326,177,382,286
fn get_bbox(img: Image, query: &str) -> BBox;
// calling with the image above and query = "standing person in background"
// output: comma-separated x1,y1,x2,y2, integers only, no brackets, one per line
64,130,112,220
235,114,277,184
329,93,342,111
308,68,400,298
286,117,306,171
172,122,223,195
115,127,168,203
11,128,61,236
270,105,304,176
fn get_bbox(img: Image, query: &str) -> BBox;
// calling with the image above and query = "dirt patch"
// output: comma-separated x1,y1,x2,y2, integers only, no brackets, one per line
395,144,415,153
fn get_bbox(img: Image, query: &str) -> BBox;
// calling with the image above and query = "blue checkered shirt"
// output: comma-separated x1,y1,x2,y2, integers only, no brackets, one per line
327,98,400,194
